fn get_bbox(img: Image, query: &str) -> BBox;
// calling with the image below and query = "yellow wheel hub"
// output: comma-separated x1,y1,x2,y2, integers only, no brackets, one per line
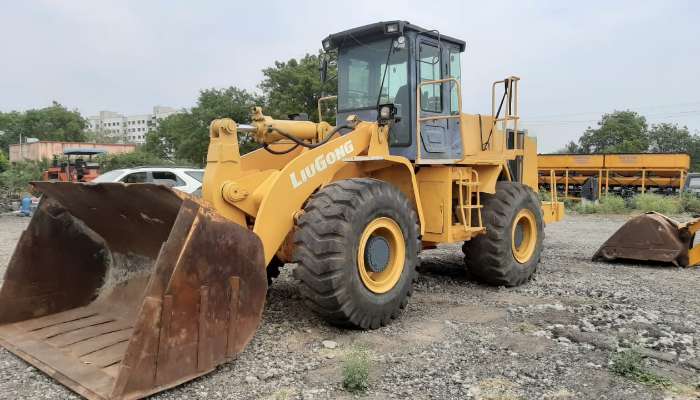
511,209,537,264
357,217,405,294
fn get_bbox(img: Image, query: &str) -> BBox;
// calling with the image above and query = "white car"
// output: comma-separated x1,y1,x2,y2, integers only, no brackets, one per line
92,166,204,194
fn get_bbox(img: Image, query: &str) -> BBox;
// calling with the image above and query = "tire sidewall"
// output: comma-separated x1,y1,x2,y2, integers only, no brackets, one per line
344,183,417,311
501,189,544,283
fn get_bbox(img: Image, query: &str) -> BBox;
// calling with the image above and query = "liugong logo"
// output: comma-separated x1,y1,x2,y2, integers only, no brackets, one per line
289,141,354,189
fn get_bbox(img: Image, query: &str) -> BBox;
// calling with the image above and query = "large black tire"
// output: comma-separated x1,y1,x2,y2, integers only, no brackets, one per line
462,182,544,286
293,178,419,329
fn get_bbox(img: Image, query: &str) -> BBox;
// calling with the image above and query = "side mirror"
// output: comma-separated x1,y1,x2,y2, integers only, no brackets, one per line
319,55,328,83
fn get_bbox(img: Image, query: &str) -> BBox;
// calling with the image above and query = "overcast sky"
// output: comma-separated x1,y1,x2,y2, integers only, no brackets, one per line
1,1,699,152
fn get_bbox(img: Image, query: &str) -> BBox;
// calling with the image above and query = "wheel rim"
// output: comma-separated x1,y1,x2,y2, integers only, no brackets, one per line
511,209,537,264
357,217,405,294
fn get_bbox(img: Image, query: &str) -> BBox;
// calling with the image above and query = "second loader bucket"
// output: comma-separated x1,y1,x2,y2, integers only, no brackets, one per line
593,212,700,267
0,182,267,400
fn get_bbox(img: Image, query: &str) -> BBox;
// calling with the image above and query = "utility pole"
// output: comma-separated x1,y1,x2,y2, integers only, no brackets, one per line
19,132,22,161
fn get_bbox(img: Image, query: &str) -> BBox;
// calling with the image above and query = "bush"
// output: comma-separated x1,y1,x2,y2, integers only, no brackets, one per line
574,195,628,214
0,161,43,198
631,193,681,215
342,346,370,393
680,193,700,214
610,348,671,388
96,150,197,172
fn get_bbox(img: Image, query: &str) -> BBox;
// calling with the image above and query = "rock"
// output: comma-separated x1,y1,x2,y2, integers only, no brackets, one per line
321,340,338,349
638,348,676,363
682,358,700,371
552,326,617,351
244,375,259,384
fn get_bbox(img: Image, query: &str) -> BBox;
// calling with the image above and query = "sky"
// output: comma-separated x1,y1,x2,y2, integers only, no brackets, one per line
1,0,699,152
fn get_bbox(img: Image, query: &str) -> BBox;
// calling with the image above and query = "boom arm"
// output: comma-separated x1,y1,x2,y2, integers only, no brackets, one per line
202,108,389,264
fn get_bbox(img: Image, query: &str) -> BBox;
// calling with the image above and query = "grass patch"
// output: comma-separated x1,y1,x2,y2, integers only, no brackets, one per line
680,193,700,214
575,195,628,214
342,346,370,393
631,193,682,214
610,348,672,388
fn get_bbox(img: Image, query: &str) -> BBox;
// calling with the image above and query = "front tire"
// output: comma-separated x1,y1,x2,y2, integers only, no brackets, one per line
462,182,544,286
293,178,419,329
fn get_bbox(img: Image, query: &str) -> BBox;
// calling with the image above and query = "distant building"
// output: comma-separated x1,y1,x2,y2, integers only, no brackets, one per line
9,141,135,162
86,106,181,144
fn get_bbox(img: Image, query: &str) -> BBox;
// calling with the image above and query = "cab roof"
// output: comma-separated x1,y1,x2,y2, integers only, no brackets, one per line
323,20,466,52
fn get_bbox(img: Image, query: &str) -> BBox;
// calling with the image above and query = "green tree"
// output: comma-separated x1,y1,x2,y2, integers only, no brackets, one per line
556,141,582,154
578,111,649,153
96,150,185,172
259,52,336,122
647,123,697,152
0,102,88,151
144,87,261,164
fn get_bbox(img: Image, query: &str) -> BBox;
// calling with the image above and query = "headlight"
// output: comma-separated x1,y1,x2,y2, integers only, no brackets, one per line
385,23,399,34
379,106,392,120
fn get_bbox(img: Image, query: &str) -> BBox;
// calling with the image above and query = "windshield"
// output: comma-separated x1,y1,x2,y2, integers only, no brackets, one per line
92,169,124,183
338,38,408,112
186,170,204,182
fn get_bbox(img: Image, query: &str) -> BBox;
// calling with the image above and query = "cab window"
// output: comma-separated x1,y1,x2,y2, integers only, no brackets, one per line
121,172,147,183
449,49,461,114
152,171,185,187
419,43,442,113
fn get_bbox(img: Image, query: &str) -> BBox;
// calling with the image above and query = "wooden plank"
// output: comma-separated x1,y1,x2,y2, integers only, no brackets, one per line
45,320,133,348
80,341,129,368
62,329,133,356
14,307,96,332
33,315,115,339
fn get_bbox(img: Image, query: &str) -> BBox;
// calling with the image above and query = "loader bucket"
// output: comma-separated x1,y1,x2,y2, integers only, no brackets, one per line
0,182,267,400
593,212,700,267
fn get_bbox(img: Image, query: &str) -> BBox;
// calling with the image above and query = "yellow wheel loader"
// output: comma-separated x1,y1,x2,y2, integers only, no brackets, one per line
0,21,563,399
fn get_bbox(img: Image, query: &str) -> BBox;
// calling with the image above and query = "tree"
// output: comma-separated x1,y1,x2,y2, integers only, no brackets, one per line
259,52,336,122
647,123,696,152
0,102,88,151
556,141,582,154
578,111,649,153
144,87,261,164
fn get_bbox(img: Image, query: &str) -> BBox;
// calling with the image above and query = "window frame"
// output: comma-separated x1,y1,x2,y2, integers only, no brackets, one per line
418,42,443,114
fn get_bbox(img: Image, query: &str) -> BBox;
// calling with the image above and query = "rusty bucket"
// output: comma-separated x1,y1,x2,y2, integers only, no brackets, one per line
0,182,267,400
593,212,700,267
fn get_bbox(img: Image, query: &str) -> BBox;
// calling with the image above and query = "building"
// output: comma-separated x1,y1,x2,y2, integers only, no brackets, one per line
9,141,136,163
86,106,180,144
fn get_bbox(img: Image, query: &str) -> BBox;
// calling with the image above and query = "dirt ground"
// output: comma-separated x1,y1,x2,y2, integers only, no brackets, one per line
0,213,698,399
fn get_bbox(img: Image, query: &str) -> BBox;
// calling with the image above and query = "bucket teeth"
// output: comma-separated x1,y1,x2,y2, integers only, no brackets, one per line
0,182,267,400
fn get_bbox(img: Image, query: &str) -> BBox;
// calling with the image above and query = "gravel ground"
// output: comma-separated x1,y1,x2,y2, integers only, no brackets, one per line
0,213,698,399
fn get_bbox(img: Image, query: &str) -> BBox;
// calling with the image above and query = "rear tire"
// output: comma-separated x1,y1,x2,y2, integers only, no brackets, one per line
462,182,544,286
293,178,419,329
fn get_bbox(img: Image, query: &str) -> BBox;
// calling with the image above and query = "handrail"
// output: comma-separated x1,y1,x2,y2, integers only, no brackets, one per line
490,76,520,152
415,77,462,163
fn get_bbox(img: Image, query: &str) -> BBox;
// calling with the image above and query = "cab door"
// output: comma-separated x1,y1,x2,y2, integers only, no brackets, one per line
416,39,462,162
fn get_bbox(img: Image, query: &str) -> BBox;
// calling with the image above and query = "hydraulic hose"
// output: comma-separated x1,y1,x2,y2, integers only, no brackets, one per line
268,124,353,149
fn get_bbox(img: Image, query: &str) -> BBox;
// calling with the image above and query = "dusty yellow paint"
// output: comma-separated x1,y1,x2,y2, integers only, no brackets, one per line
202,76,564,267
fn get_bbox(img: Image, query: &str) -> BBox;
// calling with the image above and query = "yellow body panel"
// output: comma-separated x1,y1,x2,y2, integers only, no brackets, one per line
203,83,564,268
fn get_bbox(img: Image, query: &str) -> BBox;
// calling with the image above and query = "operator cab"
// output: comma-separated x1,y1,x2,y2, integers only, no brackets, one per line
321,21,466,161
